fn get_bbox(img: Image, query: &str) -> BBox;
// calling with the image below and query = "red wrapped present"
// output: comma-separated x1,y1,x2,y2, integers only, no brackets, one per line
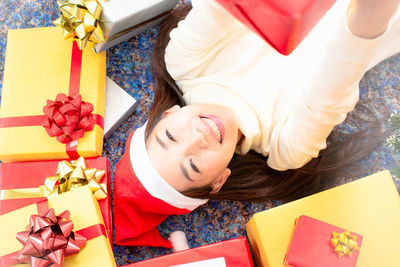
123,237,254,267
215,0,336,55
0,157,112,247
284,215,363,267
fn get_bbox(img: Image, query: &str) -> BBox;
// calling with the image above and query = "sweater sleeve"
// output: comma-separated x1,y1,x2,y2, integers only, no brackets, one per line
267,8,388,171
165,0,238,81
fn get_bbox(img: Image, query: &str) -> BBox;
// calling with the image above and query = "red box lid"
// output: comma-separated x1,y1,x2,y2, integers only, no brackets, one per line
284,215,363,267
124,237,254,267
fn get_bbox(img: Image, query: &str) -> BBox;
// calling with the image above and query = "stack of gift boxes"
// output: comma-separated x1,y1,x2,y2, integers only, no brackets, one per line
1,0,400,266
0,0,178,266
0,14,116,267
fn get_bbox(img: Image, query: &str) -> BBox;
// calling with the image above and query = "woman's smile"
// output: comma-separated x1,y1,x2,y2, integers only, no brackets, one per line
200,115,225,144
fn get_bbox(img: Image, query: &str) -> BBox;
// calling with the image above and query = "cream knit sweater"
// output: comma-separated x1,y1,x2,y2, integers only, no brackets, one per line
165,0,400,171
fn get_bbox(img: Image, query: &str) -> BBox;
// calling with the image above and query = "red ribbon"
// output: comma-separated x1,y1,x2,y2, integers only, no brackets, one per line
0,200,106,267
0,42,103,159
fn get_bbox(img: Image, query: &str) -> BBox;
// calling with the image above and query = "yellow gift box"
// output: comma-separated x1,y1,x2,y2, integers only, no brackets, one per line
246,170,400,267
0,26,106,162
0,186,116,267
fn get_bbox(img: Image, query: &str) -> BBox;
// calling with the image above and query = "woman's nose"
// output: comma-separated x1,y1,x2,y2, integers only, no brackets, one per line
188,128,208,149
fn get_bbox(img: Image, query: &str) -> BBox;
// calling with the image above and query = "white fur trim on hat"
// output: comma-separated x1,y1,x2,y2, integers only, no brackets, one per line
130,122,208,211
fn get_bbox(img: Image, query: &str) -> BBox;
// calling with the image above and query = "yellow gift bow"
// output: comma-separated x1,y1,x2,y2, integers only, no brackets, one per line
41,157,107,200
331,230,360,258
53,0,106,49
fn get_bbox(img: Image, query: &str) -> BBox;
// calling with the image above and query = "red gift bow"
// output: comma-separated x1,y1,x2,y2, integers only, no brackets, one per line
15,208,87,266
41,93,95,144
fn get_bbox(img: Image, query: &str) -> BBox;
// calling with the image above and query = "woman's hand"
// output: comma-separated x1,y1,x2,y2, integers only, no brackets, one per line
348,0,400,38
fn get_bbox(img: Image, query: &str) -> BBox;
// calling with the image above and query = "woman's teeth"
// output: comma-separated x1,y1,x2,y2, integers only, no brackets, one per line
202,117,222,143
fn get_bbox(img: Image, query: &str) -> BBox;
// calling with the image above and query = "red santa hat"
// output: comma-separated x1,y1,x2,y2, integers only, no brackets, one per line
113,123,208,248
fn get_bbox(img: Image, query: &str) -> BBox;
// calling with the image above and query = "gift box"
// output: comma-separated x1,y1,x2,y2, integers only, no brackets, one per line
93,0,179,53
0,27,106,162
104,77,138,139
0,186,116,267
284,215,363,267
123,237,254,267
215,0,336,55
246,170,400,267
0,157,113,247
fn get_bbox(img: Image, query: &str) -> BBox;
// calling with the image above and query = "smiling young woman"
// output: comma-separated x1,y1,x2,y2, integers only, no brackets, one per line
113,0,400,248
145,0,400,202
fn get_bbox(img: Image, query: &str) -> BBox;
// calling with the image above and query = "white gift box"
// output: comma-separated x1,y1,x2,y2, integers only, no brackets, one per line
94,0,179,53
104,76,138,138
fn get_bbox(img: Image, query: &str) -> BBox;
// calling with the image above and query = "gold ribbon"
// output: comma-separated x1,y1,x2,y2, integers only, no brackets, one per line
1,157,107,201
53,0,106,49
331,230,360,257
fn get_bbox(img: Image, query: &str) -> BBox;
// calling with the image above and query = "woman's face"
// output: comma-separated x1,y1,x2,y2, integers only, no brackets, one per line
146,104,239,194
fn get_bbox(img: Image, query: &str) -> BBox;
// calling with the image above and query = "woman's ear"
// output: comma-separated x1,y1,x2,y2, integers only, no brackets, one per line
162,105,181,118
210,168,231,194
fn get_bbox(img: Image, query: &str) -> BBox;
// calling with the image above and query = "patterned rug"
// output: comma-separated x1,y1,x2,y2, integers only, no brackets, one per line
0,1,399,265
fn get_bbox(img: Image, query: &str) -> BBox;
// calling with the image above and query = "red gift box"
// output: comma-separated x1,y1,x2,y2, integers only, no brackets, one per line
123,237,254,267
0,157,113,247
284,215,363,267
215,0,336,55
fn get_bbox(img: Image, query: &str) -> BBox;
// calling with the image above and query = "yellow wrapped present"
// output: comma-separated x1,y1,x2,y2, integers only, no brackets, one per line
0,27,106,162
246,170,400,267
0,186,116,266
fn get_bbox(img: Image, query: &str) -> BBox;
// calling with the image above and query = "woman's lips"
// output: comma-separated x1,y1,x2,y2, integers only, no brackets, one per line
200,115,225,144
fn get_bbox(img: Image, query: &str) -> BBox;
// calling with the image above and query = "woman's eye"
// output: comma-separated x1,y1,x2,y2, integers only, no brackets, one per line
190,158,200,174
166,130,176,142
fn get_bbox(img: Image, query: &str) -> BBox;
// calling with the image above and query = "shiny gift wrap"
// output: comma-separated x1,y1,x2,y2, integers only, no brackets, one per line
0,27,106,162
0,157,113,247
0,186,116,267
246,171,400,267
93,0,179,53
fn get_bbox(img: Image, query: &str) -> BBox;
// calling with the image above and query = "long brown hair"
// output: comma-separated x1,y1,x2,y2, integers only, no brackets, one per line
148,3,388,203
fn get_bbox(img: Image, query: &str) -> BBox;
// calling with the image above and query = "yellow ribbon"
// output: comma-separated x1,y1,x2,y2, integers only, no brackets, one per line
0,157,107,201
53,0,106,49
331,230,360,258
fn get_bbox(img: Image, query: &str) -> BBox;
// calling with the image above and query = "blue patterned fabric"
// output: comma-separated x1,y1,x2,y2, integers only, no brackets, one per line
0,1,399,265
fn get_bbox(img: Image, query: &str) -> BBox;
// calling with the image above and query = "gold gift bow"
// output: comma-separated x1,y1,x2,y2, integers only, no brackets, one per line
54,0,106,49
0,157,107,201
331,230,360,257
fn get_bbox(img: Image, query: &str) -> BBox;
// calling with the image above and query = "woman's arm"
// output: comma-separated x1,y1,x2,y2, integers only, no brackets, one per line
165,0,238,81
349,0,400,38
267,0,399,170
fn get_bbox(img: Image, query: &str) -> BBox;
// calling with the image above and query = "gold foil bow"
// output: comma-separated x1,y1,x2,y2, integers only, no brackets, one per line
331,230,360,257
41,157,107,200
15,208,87,266
54,0,106,49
